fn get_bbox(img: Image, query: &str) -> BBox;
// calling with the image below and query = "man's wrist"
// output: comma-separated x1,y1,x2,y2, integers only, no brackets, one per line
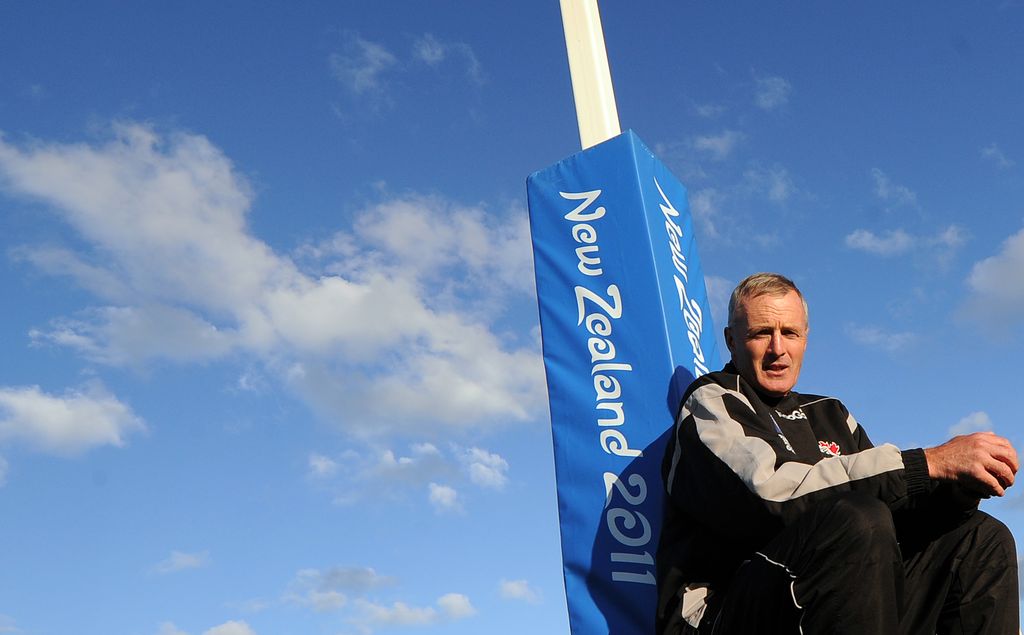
902,448,932,496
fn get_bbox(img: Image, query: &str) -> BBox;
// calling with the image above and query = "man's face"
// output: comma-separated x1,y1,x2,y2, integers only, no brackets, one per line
725,290,808,397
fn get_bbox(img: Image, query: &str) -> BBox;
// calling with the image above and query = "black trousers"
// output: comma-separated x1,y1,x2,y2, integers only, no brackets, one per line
697,491,1019,634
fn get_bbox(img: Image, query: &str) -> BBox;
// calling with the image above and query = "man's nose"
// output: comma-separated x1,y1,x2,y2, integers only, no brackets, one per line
768,330,784,354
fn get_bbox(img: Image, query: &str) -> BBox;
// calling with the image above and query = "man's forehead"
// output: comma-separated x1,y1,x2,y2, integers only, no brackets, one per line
737,292,806,325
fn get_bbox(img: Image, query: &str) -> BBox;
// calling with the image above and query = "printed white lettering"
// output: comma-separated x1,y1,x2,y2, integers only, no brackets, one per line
588,337,616,363
610,551,656,586
574,284,622,326
559,188,652,588
600,429,642,458
606,507,652,547
562,190,606,277
572,222,598,244
657,177,709,380
603,472,648,507
594,374,622,402
596,401,625,427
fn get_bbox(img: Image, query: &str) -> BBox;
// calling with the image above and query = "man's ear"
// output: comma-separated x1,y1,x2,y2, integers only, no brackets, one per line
724,326,735,356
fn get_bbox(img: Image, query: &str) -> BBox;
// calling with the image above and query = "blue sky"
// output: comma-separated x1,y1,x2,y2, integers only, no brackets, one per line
1,2,1022,634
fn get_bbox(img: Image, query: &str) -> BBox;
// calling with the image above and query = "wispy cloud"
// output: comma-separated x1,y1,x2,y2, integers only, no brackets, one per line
0,123,544,440
744,165,794,203
688,188,723,239
844,225,965,259
310,442,510,508
308,453,339,478
948,411,993,437
329,33,398,95
754,75,791,111
284,566,395,612
0,382,144,456
844,229,915,256
157,621,257,635
499,578,542,603
960,225,1024,332
202,622,257,635
693,130,744,161
412,34,484,84
981,143,1015,169
352,593,476,629
844,324,916,353
463,447,509,489
870,168,918,209
428,482,461,513
693,102,726,118
153,550,210,574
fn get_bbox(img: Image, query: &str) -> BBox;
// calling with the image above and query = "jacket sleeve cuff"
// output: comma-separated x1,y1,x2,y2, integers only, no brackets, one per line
901,448,932,497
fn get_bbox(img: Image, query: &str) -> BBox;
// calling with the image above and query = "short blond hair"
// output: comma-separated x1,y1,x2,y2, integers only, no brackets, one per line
727,272,808,327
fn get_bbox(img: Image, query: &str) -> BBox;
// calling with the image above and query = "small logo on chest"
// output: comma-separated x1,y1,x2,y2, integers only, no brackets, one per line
774,408,807,420
818,440,842,457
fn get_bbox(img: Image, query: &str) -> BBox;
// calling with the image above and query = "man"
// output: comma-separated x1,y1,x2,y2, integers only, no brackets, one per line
656,272,1019,634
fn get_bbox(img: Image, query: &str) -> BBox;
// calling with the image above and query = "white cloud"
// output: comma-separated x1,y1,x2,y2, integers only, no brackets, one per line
981,143,1014,169
499,579,542,603
744,165,794,202
689,188,723,239
285,565,395,610
315,442,513,507
437,593,476,619
693,102,726,118
428,482,460,513
0,382,144,456
329,33,398,95
308,453,339,478
844,229,915,256
0,456,7,488
754,75,791,110
202,621,256,635
412,34,483,84
845,325,915,353
948,411,993,437
0,614,17,633
0,124,544,438
463,447,509,489
961,225,1024,330
845,225,965,261
413,33,445,65
154,550,210,574
354,593,476,628
693,130,743,161
870,168,918,208
156,623,189,635
156,620,257,635
930,225,967,250
356,600,437,627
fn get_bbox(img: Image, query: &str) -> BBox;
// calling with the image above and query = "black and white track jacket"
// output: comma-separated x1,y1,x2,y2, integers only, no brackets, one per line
656,363,932,630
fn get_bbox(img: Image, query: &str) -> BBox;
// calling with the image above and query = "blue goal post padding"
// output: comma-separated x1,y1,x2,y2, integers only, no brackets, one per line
527,130,722,634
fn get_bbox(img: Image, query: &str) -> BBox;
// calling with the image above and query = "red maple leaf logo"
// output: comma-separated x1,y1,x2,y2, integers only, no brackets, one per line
818,441,841,457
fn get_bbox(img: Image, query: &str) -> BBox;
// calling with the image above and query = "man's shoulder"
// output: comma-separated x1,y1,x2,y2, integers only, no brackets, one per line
683,366,742,400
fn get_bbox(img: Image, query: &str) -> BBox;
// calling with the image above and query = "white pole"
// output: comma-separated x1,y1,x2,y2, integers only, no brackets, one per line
559,0,621,150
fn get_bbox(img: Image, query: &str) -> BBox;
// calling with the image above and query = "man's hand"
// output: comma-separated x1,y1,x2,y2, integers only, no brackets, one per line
924,432,1019,498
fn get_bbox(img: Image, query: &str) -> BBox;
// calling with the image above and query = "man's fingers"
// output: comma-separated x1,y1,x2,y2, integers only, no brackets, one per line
981,435,1019,475
985,457,1015,490
971,467,1005,497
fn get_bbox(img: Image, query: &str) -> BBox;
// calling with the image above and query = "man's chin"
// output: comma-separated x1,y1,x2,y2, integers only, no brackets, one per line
756,377,794,397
